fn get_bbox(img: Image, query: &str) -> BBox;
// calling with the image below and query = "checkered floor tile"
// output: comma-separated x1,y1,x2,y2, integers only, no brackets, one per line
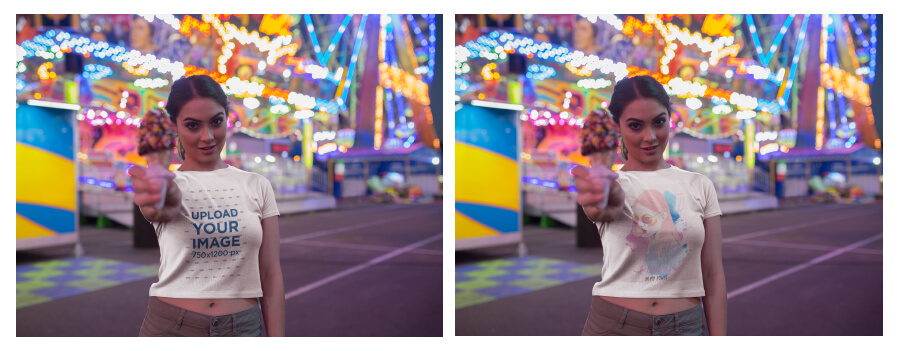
455,256,602,309
16,257,158,309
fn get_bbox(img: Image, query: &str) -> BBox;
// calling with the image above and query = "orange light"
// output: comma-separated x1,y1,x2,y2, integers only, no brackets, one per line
293,155,300,162
736,155,742,162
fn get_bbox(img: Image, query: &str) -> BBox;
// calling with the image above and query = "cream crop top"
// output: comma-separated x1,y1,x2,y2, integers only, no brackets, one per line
591,166,721,298
149,165,280,298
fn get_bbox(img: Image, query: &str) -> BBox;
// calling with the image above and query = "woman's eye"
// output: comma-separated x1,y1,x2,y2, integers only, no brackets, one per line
654,118,666,126
211,118,223,126
629,123,641,130
186,123,197,129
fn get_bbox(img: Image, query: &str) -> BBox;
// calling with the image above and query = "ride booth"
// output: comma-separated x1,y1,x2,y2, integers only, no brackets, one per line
16,100,82,254
455,102,525,255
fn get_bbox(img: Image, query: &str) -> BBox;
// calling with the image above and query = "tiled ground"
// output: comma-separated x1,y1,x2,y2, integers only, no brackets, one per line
455,256,602,309
16,256,158,309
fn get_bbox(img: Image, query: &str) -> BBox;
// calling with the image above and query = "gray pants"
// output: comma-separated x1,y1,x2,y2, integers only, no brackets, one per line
582,296,704,336
139,296,262,337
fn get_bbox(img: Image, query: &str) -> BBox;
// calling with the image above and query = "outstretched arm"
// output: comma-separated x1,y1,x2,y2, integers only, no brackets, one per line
700,215,727,336
259,215,285,336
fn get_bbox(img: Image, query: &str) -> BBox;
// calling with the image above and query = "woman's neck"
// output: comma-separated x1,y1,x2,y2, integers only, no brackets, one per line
178,158,228,172
620,158,670,172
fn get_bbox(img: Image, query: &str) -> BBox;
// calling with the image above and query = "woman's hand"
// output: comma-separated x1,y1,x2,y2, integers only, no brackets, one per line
572,165,625,222
129,165,181,222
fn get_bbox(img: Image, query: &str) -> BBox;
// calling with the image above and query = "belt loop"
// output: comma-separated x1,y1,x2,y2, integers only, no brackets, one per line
674,312,679,335
618,307,628,328
176,309,186,330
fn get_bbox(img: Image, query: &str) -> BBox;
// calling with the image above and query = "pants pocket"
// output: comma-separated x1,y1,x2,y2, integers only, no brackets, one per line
138,311,178,337
582,310,619,336
232,308,262,337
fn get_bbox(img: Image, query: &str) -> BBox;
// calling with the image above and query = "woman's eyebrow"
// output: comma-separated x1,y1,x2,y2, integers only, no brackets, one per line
182,112,224,122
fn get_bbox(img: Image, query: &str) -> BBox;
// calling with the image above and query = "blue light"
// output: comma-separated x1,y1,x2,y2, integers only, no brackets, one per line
780,14,811,111
339,14,369,109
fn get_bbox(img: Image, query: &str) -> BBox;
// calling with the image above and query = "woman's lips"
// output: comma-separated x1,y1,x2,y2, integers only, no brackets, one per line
199,145,216,154
641,145,659,154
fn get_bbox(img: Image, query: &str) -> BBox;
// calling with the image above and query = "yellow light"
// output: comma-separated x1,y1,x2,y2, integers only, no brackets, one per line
780,145,789,153
481,62,498,81
816,86,825,150
374,87,384,150
820,63,871,105
37,62,56,80
34,93,42,99
378,63,429,104
612,164,624,172
478,93,486,100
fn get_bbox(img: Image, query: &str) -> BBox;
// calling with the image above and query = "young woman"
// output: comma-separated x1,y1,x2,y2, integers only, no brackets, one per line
574,75,727,336
130,74,285,336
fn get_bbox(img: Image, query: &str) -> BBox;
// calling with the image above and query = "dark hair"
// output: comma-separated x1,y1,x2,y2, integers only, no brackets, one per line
607,75,671,125
165,74,229,124
575,16,599,39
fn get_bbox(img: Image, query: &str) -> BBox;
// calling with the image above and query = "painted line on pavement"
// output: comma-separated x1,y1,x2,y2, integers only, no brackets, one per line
728,239,882,256
284,239,443,256
285,233,443,300
722,213,860,243
727,233,883,299
280,208,439,243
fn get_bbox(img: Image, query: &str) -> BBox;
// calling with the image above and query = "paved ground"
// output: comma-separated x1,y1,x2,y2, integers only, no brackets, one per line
17,202,443,337
455,201,883,336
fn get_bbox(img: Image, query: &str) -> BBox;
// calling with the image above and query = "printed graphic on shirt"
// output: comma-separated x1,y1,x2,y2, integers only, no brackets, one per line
625,189,692,281
181,188,248,281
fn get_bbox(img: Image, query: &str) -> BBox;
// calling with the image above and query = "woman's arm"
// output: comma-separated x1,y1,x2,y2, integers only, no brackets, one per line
700,215,727,336
130,166,181,222
572,166,625,222
259,215,285,337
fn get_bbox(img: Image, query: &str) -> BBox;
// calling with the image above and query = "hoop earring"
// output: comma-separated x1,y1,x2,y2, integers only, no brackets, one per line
177,137,186,161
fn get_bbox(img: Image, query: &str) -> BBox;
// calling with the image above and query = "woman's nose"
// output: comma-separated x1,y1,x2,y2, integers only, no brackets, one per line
644,128,656,141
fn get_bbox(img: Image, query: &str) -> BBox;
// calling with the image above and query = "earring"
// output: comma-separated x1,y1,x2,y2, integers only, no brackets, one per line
177,137,185,161
619,136,628,160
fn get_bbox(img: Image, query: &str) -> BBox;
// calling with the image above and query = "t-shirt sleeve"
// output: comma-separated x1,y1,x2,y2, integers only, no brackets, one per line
259,176,280,219
701,176,722,219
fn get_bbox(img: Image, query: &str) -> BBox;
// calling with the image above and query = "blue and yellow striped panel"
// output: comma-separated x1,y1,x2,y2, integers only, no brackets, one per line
455,104,520,240
16,104,76,239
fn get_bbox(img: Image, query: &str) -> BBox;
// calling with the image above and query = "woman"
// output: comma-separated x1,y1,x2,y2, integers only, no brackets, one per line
130,75,285,337
574,75,727,336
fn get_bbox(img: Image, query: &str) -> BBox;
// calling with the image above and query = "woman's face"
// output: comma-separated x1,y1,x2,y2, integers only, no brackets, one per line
574,19,595,52
131,17,152,51
175,98,227,165
618,97,670,165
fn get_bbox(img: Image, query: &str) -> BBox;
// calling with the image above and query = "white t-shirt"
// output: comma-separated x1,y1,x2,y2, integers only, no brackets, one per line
149,165,280,299
591,165,721,298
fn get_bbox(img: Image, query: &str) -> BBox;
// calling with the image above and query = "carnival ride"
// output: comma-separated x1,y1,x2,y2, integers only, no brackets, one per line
16,14,440,230
454,14,880,233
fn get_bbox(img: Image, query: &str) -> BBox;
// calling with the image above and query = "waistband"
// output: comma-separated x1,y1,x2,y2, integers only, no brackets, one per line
591,296,701,329
148,296,259,330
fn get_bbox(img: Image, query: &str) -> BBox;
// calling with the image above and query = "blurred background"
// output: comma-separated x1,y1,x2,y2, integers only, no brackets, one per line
16,14,443,336
454,14,882,336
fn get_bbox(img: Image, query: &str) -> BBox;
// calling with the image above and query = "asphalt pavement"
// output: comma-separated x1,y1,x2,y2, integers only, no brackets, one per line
455,201,883,336
17,201,443,337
